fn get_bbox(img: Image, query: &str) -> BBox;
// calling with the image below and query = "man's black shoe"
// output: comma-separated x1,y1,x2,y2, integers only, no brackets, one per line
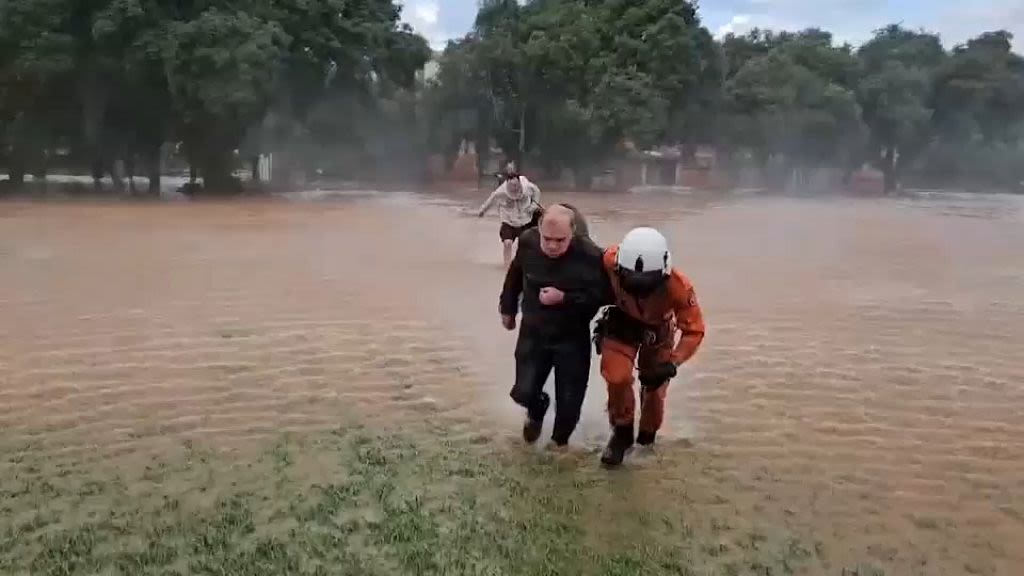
522,392,550,444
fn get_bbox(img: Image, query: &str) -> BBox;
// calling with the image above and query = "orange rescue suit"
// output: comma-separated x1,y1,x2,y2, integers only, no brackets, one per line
600,245,705,434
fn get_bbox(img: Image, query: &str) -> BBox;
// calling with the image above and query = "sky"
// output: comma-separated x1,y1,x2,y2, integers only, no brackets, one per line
399,0,1024,52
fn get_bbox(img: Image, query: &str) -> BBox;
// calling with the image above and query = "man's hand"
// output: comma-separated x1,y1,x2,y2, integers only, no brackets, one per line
501,314,516,331
638,362,677,389
538,287,565,306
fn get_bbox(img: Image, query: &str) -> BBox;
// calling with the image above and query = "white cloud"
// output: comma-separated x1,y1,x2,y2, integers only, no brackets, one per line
929,3,1024,49
400,0,450,50
714,13,800,38
708,0,1023,50
710,3,877,44
413,2,439,26
410,0,1023,53
717,14,753,37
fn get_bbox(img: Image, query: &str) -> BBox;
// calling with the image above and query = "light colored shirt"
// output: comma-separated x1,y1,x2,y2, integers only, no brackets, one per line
478,176,542,227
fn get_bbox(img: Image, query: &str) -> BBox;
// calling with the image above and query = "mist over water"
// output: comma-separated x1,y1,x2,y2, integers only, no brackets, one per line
1,188,1022,572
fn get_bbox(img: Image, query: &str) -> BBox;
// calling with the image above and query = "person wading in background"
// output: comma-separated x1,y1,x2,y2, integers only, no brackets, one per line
592,227,705,466
499,204,611,449
477,170,543,267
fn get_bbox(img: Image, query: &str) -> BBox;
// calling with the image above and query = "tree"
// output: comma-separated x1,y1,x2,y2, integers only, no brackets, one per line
722,33,863,187
857,25,945,192
249,0,431,184
424,37,491,166
5,0,1024,195
92,0,173,193
163,9,288,192
933,31,1024,145
474,0,526,169
602,0,719,144
517,0,606,175
775,29,860,89
0,0,76,184
441,0,721,181
0,0,431,193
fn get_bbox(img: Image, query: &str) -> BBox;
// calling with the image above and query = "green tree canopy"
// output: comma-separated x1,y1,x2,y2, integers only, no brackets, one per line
4,0,1024,194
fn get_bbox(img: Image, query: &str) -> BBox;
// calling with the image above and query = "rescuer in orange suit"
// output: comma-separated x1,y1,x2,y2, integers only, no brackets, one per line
593,227,706,466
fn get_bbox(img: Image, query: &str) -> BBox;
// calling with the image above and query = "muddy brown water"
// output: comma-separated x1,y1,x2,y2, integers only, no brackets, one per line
1,188,1023,573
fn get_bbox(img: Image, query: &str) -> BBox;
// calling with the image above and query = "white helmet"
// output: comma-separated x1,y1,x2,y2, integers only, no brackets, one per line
616,227,671,276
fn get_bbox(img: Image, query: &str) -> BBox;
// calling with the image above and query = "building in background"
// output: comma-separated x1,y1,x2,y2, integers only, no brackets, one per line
609,141,725,192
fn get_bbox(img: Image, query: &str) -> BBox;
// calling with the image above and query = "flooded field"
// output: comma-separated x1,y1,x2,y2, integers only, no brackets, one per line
1,188,1023,575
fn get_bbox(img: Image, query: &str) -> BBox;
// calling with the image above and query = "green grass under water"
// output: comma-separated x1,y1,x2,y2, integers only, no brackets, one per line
0,424,835,576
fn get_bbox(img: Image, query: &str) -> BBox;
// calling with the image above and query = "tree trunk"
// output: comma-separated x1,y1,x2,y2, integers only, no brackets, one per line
575,164,593,191
200,150,240,195
146,144,161,195
110,159,126,194
5,114,30,188
81,61,106,192
126,156,137,195
31,150,47,180
882,146,897,194
270,150,292,186
475,103,491,182
7,162,26,186
91,159,105,190
518,107,526,171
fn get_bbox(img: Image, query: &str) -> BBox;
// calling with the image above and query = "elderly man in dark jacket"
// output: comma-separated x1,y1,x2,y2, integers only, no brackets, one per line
499,204,611,447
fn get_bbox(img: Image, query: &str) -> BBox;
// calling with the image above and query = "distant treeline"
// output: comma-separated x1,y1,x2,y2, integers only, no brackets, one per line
2,0,1023,194
0,0,431,193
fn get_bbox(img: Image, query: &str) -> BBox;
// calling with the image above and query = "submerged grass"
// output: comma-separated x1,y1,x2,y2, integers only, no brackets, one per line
0,423,824,576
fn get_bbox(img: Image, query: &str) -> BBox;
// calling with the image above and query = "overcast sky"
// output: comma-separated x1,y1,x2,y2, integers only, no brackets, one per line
399,0,1024,51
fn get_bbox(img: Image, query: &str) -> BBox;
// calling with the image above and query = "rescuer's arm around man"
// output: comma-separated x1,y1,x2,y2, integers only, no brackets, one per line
558,245,615,316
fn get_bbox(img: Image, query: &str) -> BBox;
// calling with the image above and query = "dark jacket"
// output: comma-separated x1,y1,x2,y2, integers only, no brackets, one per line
500,228,613,339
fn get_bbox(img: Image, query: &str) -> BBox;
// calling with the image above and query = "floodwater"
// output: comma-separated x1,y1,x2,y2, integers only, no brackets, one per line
1,187,1023,573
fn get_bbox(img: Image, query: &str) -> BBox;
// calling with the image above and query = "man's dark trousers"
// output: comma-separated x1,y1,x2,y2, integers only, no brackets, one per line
510,325,591,444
